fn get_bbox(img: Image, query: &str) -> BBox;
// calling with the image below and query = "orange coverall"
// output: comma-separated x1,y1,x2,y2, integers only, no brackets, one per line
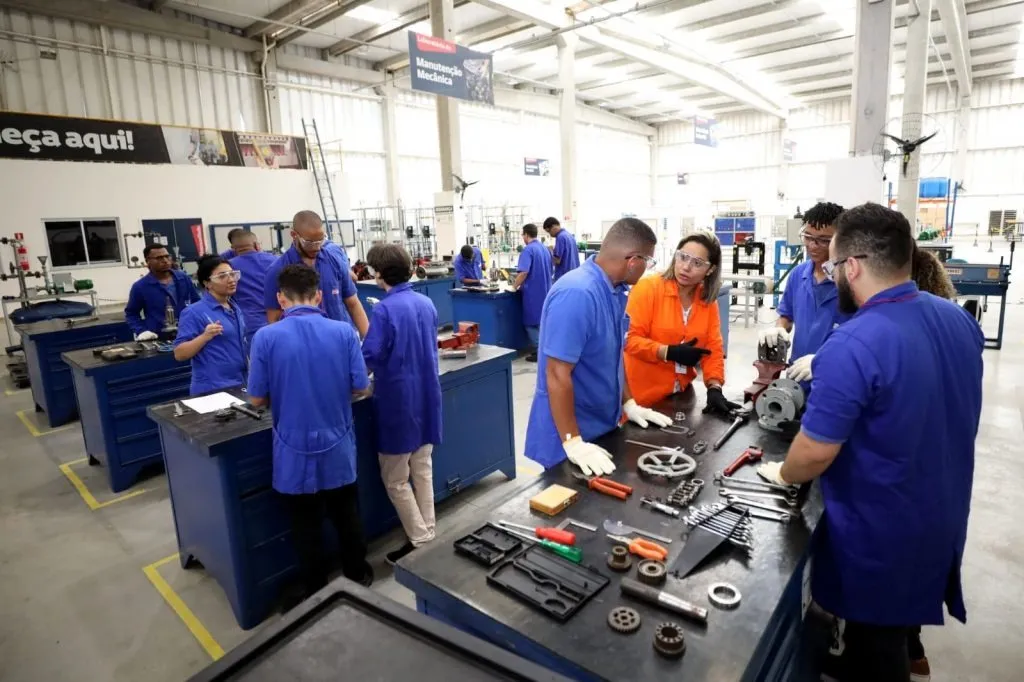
624,275,725,407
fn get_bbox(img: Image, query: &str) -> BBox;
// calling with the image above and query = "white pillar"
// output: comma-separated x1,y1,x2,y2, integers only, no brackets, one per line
897,0,933,222
261,50,283,133
649,134,659,209
429,0,464,257
952,96,970,187
380,83,401,207
557,33,578,229
849,0,894,156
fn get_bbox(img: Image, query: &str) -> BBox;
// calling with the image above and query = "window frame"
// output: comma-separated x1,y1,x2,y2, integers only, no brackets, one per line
41,217,125,271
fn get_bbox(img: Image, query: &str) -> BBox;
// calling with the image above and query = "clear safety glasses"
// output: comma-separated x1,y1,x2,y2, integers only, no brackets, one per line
210,270,242,283
821,254,866,281
800,230,832,248
675,251,711,270
628,254,658,270
298,236,327,249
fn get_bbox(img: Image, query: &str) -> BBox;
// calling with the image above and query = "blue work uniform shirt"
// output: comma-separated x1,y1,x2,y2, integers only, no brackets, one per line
124,270,200,336
361,283,443,455
173,292,248,396
517,239,553,327
229,251,278,345
219,248,236,260
777,260,851,362
472,246,484,270
453,254,483,286
552,229,580,281
247,306,370,494
263,243,356,325
802,281,984,626
525,258,629,468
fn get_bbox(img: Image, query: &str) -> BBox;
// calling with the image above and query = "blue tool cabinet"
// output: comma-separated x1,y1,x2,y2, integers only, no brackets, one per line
17,314,133,427
450,289,529,351
356,277,455,327
147,345,516,629
63,345,192,492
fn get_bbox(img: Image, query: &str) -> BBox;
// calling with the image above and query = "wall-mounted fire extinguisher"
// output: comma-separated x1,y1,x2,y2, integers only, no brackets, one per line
13,232,29,272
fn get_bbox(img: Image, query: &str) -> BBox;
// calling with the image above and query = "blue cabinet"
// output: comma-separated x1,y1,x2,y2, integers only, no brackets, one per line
450,289,529,351
18,314,133,427
64,347,192,492
356,277,455,327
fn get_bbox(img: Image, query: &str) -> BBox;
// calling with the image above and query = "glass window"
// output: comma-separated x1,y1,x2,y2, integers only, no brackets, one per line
44,219,123,269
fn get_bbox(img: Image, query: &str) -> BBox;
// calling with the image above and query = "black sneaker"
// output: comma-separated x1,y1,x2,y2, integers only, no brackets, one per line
386,542,416,566
525,353,538,362
359,563,374,587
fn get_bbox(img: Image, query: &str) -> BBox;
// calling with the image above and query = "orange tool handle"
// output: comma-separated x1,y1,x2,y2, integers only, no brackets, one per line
629,539,668,561
590,479,629,500
536,527,576,545
594,477,633,495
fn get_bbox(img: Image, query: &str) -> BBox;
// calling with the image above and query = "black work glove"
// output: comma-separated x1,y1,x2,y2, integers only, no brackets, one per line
705,387,741,416
665,338,711,367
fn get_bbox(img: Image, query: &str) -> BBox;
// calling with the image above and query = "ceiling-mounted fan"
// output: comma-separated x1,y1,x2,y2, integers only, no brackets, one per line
871,113,948,181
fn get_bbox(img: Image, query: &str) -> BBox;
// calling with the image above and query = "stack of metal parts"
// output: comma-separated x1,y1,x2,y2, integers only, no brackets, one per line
667,478,704,508
683,503,754,553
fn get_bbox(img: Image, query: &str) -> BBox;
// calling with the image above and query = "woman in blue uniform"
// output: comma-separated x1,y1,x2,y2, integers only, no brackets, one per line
173,255,247,395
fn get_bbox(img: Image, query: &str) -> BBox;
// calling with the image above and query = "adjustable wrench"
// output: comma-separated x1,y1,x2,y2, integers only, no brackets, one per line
717,487,799,507
725,495,798,518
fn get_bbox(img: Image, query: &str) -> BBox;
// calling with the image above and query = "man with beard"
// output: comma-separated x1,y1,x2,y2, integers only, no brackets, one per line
758,203,984,681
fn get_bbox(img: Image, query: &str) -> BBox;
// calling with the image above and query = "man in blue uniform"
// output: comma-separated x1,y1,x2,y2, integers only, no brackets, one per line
263,210,369,338
525,218,673,475
124,244,200,341
759,202,849,385
228,232,277,346
543,217,580,281
758,203,984,681
218,228,248,260
362,244,443,565
248,265,373,604
514,223,553,362
453,244,483,287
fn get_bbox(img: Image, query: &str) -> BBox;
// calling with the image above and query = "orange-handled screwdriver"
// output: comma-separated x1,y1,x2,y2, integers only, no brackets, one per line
498,521,576,546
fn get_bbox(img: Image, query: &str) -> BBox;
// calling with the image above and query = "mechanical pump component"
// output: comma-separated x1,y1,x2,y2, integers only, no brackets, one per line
637,450,697,479
637,560,667,586
755,377,805,432
652,622,687,659
607,545,632,572
607,606,641,634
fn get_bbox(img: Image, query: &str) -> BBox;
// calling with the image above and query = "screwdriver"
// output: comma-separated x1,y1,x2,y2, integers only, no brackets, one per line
497,520,576,545
498,526,583,564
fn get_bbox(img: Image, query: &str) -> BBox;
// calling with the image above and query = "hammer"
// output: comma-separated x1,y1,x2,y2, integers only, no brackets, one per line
723,446,764,477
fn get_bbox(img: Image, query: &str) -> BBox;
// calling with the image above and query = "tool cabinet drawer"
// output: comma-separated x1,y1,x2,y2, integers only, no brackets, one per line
240,489,290,549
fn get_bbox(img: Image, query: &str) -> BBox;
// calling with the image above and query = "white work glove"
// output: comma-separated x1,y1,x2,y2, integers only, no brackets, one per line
787,354,814,383
758,327,791,348
623,399,674,429
563,436,615,476
757,461,791,486
135,331,158,341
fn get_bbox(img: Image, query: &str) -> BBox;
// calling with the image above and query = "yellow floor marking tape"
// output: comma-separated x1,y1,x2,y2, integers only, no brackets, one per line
143,553,225,661
58,457,148,510
16,410,74,437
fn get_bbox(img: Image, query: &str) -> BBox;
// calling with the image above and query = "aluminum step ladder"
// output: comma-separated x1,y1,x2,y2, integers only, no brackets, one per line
301,118,340,240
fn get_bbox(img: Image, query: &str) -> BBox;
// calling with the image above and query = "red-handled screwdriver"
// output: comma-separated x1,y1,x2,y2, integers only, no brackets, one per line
497,521,576,546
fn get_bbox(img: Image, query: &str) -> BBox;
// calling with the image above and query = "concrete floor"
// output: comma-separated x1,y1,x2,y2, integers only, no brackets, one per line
1,237,1021,681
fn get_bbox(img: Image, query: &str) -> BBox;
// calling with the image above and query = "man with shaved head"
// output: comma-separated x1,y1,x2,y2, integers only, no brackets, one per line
263,210,369,337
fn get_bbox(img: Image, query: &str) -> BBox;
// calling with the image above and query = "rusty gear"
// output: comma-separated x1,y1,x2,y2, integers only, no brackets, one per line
637,559,667,586
606,545,632,572
606,606,641,634
653,622,687,659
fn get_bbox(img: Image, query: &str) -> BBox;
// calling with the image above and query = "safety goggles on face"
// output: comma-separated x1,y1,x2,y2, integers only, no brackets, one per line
800,230,832,248
675,250,710,270
627,254,658,270
822,254,867,281
298,236,327,249
210,269,242,283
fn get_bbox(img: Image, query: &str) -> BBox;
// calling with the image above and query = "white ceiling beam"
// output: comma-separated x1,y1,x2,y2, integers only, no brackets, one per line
934,0,973,96
274,52,384,85
243,0,329,38
274,0,375,46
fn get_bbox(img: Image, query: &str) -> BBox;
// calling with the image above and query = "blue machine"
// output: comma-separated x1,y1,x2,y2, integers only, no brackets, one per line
147,345,516,629
356,277,455,327
450,289,529,351
945,241,1014,350
63,344,192,492
17,314,133,427
714,213,756,247
772,239,804,308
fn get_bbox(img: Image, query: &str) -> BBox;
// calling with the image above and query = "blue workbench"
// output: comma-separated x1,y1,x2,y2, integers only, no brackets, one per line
356,277,455,327
147,345,517,629
16,313,133,427
62,344,192,492
450,288,529,351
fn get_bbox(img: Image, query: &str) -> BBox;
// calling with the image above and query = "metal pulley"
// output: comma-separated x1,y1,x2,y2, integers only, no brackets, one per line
755,377,805,431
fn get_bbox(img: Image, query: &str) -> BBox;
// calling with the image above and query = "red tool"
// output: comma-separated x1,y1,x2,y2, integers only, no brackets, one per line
723,446,764,477
570,471,633,500
497,521,576,546
438,321,480,350
607,535,669,561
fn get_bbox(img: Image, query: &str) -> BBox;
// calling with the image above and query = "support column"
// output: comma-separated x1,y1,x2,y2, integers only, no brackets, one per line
849,0,894,156
380,82,401,207
261,48,283,133
430,0,464,257
897,0,933,223
952,96,970,188
557,33,578,229
778,117,791,218
649,134,659,209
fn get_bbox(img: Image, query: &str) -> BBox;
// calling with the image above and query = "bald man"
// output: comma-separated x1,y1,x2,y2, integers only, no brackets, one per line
263,210,369,338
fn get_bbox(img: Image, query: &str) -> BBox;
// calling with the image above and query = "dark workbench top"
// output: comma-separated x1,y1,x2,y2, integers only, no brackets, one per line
14,312,126,336
62,341,180,373
397,390,824,682
450,288,518,298
147,344,516,453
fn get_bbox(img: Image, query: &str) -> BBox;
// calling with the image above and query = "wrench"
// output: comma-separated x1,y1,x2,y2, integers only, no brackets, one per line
725,496,799,518
723,445,763,476
714,473,798,499
718,487,799,507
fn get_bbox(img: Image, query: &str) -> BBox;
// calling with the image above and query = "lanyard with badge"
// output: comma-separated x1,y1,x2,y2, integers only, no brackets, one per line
674,300,693,375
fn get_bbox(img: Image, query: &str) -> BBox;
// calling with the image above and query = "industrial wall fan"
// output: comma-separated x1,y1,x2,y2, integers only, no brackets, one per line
871,113,949,182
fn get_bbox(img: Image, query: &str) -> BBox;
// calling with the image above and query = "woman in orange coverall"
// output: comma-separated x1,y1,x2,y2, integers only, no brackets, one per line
625,233,738,415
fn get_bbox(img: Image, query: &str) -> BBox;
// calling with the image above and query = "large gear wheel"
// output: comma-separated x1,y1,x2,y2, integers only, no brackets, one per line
637,559,667,586
653,622,687,659
607,607,641,634
637,450,697,479
607,545,632,572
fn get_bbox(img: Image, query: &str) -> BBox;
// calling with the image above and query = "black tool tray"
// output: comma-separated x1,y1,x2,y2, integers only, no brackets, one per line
454,523,523,567
487,544,608,622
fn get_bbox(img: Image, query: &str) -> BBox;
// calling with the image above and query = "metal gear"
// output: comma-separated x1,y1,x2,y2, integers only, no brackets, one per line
606,545,633,572
607,607,641,634
637,450,697,479
653,622,687,659
637,559,667,586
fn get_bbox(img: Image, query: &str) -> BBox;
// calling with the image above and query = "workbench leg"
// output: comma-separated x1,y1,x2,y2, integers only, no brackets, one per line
88,455,99,466
499,461,516,480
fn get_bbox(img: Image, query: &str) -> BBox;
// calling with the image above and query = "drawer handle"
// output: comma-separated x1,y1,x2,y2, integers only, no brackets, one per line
446,475,461,493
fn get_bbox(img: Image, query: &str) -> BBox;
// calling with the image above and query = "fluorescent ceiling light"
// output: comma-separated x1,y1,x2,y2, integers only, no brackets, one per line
347,6,399,24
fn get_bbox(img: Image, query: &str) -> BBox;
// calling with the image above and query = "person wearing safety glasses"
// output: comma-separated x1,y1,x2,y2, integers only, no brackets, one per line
524,218,673,476
173,255,248,396
262,210,370,338
759,202,851,387
624,233,738,416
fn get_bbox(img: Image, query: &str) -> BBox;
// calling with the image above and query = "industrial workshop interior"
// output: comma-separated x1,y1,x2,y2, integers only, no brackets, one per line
1,0,1022,680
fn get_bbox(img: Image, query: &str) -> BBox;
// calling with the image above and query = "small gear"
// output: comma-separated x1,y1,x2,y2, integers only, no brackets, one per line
637,559,667,585
606,606,641,634
653,622,687,659
606,545,632,572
